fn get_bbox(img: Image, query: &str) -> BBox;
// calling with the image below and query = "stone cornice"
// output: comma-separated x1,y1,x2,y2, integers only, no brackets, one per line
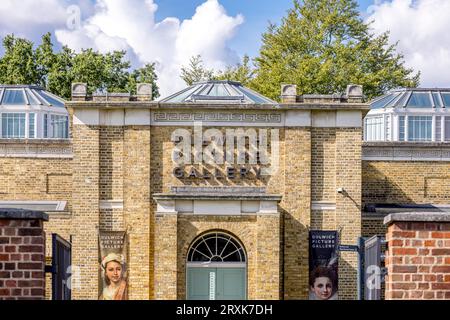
0,139,73,158
362,142,450,161
153,193,283,201
66,101,370,112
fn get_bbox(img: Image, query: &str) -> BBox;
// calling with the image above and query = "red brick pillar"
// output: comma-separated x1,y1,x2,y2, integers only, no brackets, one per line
384,212,450,300
0,209,48,300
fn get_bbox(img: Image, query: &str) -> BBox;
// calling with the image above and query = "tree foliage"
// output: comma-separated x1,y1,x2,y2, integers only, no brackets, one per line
215,55,255,86
126,63,160,98
251,0,420,101
180,55,214,86
0,33,160,100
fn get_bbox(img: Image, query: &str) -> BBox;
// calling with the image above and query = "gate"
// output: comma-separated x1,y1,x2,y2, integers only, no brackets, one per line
363,236,386,300
51,234,72,300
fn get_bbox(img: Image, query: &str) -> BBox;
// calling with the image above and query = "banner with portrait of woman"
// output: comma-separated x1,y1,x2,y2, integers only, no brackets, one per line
309,230,339,300
98,231,129,300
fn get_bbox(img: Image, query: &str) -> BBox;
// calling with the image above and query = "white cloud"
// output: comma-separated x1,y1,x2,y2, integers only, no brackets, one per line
0,0,67,28
54,0,244,97
367,0,450,88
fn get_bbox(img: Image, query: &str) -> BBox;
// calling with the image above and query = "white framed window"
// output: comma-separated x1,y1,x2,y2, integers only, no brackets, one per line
435,116,442,142
365,116,384,141
1,113,26,138
385,114,391,141
28,113,36,139
50,115,69,139
445,117,450,141
408,116,432,141
43,114,48,138
399,116,406,141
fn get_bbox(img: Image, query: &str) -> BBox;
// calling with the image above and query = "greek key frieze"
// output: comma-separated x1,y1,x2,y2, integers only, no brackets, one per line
153,112,282,124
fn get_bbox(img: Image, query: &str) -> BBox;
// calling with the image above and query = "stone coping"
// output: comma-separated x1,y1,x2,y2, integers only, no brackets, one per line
153,193,282,201
384,212,450,225
0,208,49,221
67,101,369,111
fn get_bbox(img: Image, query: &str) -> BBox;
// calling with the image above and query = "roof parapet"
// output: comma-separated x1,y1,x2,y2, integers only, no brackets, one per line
71,82,153,102
281,83,365,104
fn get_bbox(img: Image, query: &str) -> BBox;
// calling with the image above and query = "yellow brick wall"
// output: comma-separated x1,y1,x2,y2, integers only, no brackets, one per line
281,127,311,299
123,126,151,300
1,118,369,300
0,158,72,208
71,124,100,300
311,128,336,202
362,161,450,205
0,153,73,300
335,128,362,300
99,127,124,200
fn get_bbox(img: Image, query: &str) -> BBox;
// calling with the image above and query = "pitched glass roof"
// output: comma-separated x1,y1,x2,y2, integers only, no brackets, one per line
160,80,277,105
0,85,65,107
370,88,450,109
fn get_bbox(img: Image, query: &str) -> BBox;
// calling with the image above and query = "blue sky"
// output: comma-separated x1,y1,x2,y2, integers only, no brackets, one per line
1,0,450,95
152,0,374,58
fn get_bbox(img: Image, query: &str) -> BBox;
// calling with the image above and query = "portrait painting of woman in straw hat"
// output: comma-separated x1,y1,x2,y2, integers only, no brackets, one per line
99,252,128,300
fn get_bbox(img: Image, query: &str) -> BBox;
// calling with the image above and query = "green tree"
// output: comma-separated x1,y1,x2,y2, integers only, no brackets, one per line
180,55,214,86
47,46,75,99
252,0,420,101
0,33,161,100
103,51,131,93
70,48,110,94
126,63,160,99
0,34,39,85
35,33,57,87
215,55,255,86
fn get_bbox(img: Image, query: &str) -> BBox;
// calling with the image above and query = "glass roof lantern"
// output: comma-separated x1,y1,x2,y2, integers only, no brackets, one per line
370,88,450,109
0,85,65,107
365,88,450,143
160,80,277,105
0,85,69,139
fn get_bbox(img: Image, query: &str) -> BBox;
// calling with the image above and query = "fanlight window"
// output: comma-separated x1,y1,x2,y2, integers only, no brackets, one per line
188,233,246,263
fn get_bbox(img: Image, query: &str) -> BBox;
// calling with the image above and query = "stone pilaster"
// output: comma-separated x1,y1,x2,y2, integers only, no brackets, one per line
282,127,311,299
154,200,178,300
256,211,280,299
123,126,151,299
71,124,100,300
335,128,362,300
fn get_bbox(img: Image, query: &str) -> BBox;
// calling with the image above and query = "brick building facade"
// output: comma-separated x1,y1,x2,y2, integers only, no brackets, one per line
1,81,449,300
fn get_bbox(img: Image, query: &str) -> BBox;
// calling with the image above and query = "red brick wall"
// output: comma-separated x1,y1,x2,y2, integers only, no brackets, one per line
385,221,450,300
0,219,46,300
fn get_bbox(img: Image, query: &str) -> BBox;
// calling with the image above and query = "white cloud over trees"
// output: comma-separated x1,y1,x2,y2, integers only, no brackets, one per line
367,0,450,88
55,0,244,97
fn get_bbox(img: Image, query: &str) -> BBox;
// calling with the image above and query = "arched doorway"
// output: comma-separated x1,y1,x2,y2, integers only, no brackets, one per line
186,232,247,300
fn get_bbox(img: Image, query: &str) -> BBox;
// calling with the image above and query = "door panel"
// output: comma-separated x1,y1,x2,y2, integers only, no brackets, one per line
216,268,246,300
187,268,212,300
187,267,246,300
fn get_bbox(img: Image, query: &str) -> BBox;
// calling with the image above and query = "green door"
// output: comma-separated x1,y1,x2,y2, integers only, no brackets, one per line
187,267,246,300
216,268,246,300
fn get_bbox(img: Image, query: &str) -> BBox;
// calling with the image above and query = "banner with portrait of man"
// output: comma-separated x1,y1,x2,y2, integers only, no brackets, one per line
309,230,339,300
98,231,129,300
